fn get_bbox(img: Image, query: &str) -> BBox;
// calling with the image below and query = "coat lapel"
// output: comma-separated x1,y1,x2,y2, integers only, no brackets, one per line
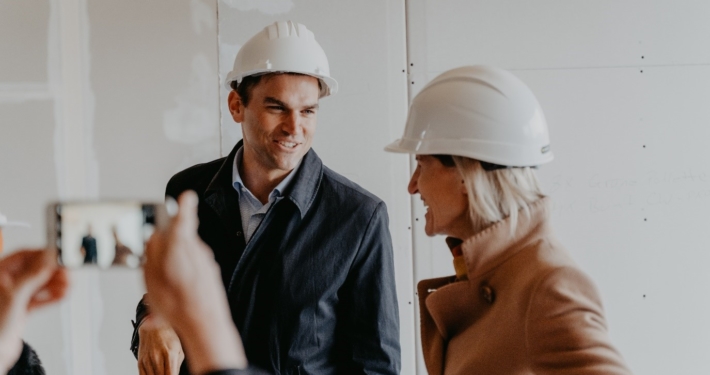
203,141,244,237
418,277,454,375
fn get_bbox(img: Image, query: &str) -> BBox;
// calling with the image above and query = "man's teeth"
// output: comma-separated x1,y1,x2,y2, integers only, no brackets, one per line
278,141,297,148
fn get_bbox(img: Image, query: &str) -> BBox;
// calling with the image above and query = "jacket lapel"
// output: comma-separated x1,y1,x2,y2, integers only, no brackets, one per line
418,277,455,375
203,141,245,237
282,148,323,218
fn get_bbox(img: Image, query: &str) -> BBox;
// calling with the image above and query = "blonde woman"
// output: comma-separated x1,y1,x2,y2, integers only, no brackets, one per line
385,66,633,375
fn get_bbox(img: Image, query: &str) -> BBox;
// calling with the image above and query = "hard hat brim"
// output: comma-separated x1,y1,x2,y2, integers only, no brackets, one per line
224,70,338,98
0,221,30,228
384,137,554,167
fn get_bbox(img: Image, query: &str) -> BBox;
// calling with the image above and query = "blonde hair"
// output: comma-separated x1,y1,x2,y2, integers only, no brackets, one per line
452,156,544,235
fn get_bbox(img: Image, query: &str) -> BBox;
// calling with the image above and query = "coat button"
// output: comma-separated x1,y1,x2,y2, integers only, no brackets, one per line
236,231,243,237
480,285,495,304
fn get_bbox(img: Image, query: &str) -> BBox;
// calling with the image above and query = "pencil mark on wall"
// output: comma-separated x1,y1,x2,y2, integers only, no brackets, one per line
547,169,710,216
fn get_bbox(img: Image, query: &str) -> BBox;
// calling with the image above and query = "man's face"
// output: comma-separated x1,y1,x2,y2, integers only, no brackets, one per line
230,74,320,176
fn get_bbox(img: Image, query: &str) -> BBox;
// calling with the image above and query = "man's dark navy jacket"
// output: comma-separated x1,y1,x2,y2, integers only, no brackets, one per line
141,141,400,375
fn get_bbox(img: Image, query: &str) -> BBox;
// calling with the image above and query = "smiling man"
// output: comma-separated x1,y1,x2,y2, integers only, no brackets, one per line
130,21,400,375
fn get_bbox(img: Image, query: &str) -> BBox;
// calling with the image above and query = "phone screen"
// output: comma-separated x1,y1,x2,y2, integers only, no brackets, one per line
48,202,164,268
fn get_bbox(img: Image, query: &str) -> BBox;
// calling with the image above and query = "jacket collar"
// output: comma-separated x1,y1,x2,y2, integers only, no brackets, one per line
205,140,323,219
459,197,552,282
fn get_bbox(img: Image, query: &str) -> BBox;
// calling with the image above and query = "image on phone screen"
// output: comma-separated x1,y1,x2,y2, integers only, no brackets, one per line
49,202,160,268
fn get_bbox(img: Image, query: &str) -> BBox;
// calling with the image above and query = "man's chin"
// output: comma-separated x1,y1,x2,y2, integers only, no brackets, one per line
274,159,301,173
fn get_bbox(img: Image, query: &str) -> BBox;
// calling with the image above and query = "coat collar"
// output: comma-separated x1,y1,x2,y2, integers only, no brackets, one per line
459,197,552,282
417,198,553,374
205,140,323,219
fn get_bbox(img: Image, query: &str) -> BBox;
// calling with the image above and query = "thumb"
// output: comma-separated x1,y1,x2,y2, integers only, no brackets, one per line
175,190,200,233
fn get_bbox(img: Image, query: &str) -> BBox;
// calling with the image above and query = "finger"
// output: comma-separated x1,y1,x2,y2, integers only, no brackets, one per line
0,249,45,276
141,359,155,375
175,190,199,233
4,250,57,300
148,354,162,375
28,268,69,310
138,361,149,375
164,353,175,375
171,348,185,375
144,230,165,270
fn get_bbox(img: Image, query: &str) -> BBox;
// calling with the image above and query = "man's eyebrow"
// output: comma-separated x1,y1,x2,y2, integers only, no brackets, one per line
264,97,319,110
264,97,287,107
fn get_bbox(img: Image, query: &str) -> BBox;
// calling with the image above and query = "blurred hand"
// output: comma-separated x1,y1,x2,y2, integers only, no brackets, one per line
144,191,247,374
137,314,184,375
0,250,68,373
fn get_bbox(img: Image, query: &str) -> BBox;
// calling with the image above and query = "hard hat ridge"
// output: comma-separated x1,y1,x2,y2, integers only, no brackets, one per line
225,20,338,97
266,20,309,39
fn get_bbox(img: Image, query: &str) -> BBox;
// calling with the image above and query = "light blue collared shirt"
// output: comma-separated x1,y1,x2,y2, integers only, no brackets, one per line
232,146,301,243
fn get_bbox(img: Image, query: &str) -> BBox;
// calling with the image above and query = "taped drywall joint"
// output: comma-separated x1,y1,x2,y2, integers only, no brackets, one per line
49,0,99,202
48,0,102,373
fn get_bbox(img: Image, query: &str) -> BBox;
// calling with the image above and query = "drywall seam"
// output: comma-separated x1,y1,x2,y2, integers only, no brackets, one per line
0,83,52,102
51,0,99,201
49,0,101,374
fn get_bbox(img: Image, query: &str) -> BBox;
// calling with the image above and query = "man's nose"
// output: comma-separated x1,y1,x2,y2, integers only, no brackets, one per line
282,111,302,135
408,167,419,195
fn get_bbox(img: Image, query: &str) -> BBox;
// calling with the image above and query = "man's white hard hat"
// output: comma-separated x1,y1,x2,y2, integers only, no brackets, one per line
386,65,553,167
224,20,338,98
0,212,30,228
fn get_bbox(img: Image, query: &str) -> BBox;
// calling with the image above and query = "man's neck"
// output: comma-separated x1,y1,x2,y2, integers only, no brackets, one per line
239,156,291,205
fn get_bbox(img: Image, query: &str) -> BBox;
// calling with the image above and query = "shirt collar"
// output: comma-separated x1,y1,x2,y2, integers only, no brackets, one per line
205,140,324,219
232,145,302,202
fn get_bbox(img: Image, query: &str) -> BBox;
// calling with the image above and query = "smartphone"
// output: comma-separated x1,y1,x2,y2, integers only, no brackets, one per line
47,201,169,268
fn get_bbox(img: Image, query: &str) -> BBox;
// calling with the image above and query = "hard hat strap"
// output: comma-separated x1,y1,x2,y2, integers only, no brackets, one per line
480,161,537,171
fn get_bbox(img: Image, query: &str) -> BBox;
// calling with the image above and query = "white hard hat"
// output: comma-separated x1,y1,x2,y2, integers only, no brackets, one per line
0,212,29,228
224,21,338,97
386,65,553,167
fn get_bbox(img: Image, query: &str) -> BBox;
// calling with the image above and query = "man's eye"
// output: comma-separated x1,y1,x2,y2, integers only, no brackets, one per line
268,106,284,111
303,109,315,115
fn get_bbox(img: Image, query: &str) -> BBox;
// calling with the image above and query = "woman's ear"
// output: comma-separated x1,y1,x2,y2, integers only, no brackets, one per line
460,178,468,195
228,90,245,123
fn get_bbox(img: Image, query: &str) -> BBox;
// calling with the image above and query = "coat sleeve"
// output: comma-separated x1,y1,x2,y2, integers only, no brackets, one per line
338,201,401,375
526,267,633,375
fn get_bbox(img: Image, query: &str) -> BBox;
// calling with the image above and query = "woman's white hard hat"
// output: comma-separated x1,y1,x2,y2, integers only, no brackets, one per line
0,212,29,228
385,65,553,167
224,21,338,98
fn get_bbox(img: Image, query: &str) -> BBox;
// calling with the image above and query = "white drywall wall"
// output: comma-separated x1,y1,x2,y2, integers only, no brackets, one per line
3,1,709,374
0,0,219,374
406,1,710,374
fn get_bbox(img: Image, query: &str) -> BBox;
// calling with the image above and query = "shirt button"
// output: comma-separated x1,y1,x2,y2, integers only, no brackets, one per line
480,284,495,304
236,231,243,237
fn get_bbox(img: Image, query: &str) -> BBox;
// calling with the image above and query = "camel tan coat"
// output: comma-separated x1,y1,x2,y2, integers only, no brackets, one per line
418,198,632,375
